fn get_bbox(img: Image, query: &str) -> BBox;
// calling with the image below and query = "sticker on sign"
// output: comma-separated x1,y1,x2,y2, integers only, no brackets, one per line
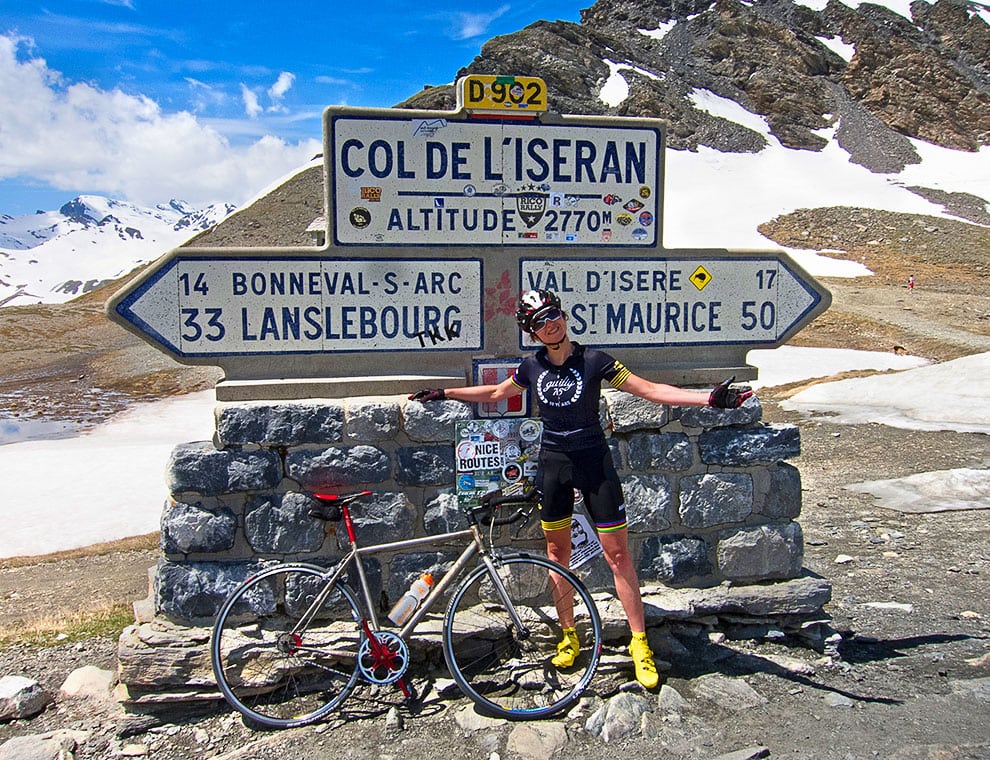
457,74,548,112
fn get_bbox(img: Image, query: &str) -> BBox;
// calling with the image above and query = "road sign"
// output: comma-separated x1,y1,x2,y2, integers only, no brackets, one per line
106,89,832,396
519,254,827,348
456,75,548,113
110,255,483,358
327,111,663,247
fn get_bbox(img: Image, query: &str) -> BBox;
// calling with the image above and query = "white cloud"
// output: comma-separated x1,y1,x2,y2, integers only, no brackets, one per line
240,83,263,118
452,5,510,40
0,34,320,208
268,71,295,101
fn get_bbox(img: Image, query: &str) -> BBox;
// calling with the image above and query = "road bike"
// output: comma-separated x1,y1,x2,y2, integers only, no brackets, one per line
210,488,602,728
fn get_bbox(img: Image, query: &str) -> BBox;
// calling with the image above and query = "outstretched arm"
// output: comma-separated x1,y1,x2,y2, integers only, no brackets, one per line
409,376,522,404
619,373,711,407
446,377,522,403
618,373,754,408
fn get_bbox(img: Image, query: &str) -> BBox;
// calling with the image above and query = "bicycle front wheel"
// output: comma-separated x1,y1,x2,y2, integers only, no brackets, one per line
211,563,363,729
442,553,602,719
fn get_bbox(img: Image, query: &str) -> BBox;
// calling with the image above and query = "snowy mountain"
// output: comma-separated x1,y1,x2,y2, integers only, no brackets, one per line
0,196,234,307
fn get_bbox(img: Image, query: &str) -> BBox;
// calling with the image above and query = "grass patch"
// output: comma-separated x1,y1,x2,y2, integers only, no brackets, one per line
0,532,159,570
0,602,135,648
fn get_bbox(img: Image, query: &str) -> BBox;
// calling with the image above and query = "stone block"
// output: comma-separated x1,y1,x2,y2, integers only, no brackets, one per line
286,444,390,487
639,534,712,585
161,500,237,555
345,398,400,441
604,389,669,431
154,559,266,621
402,399,472,442
424,491,469,534
349,491,416,546
762,462,802,519
395,446,455,486
622,473,673,532
684,574,832,617
717,523,804,581
167,442,282,496
117,621,214,687
244,491,326,553
679,395,762,429
699,424,800,465
215,401,344,447
627,431,693,471
679,472,754,528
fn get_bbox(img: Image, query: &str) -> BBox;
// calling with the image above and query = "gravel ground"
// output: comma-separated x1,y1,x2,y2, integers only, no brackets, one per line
0,409,987,760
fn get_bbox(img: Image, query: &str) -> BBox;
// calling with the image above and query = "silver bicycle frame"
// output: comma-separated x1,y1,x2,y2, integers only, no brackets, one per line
290,520,529,642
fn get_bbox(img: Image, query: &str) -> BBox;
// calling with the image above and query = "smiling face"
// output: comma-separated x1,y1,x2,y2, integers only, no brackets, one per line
531,308,566,344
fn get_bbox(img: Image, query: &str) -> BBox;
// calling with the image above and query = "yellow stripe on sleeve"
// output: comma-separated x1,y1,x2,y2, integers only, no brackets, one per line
609,362,631,388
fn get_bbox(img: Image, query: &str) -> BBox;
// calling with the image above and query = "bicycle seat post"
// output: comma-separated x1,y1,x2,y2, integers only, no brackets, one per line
340,503,359,546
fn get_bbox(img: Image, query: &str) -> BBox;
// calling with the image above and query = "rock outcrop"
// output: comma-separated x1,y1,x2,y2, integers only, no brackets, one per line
398,0,990,166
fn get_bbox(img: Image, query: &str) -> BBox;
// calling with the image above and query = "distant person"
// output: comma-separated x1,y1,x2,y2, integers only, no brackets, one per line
908,274,915,292
410,289,754,689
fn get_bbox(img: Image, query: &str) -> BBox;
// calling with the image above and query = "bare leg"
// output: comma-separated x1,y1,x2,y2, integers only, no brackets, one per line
597,527,645,633
597,527,659,686
543,526,575,628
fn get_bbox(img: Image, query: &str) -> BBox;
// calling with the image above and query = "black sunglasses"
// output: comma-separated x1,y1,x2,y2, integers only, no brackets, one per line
532,308,563,330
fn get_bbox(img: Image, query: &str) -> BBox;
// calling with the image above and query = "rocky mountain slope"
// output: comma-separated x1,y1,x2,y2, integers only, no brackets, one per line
402,0,989,161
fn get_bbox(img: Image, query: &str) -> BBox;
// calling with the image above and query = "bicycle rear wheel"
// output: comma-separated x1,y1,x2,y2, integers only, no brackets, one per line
211,563,363,728
442,553,602,719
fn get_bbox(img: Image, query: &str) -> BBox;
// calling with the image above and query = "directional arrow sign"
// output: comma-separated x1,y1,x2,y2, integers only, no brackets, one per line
518,252,829,349
109,254,484,359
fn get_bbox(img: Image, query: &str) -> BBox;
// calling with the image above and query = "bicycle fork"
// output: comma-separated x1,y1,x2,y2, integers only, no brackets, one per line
477,553,532,640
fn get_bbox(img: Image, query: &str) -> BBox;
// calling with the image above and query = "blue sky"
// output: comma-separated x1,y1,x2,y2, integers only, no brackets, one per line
0,1,582,215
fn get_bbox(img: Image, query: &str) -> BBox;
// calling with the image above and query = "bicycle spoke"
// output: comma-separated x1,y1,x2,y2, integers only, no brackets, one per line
212,566,363,728
442,555,601,719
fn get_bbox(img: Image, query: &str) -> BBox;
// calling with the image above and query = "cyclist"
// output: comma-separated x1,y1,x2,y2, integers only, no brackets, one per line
410,288,753,689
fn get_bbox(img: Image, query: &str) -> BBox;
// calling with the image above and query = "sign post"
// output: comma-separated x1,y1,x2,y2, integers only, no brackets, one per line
106,75,831,400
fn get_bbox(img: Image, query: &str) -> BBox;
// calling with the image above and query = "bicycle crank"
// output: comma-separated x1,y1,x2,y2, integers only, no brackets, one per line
357,630,410,685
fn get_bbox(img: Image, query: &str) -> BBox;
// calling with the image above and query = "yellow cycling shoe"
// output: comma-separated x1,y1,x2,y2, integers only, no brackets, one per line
551,628,580,668
628,633,659,689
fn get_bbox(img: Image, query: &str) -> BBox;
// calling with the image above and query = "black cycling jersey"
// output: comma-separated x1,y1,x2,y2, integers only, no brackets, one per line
510,342,631,452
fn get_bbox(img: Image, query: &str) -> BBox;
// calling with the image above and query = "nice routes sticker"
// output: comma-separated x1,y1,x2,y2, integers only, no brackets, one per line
454,418,542,509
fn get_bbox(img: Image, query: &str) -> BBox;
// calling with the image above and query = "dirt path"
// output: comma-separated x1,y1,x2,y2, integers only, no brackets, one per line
824,282,990,356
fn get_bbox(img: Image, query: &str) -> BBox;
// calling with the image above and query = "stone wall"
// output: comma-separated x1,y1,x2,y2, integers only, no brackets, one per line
155,391,803,624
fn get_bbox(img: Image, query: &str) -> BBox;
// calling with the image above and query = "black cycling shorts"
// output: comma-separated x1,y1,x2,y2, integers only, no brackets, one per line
537,446,628,533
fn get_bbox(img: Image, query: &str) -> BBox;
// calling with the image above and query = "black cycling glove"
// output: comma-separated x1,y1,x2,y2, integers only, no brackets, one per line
408,388,446,402
708,376,754,409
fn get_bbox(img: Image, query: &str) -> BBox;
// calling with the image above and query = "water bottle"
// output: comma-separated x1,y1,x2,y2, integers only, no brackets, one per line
387,573,434,626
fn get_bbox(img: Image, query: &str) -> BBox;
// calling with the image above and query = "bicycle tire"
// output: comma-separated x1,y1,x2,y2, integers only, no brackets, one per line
211,563,363,728
442,553,602,719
